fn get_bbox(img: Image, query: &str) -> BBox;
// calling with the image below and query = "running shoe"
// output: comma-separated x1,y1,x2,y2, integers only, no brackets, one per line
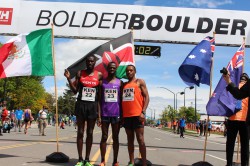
127,163,133,166
84,161,93,166
75,161,84,166
99,161,105,166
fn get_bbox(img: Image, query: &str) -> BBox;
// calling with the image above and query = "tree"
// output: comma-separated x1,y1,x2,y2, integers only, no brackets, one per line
179,106,200,123
166,105,178,122
0,76,47,113
160,105,178,124
45,92,56,113
57,84,76,115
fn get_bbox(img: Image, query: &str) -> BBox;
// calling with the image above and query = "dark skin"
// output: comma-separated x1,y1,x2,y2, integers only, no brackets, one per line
124,65,149,166
98,62,123,164
64,55,103,162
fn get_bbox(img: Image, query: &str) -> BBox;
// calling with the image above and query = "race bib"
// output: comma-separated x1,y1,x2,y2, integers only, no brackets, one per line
104,88,118,102
81,87,96,101
123,88,134,101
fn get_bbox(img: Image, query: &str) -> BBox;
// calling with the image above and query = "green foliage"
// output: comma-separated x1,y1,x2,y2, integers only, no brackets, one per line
57,84,76,115
160,105,200,123
179,106,200,123
146,118,155,126
45,92,55,113
0,76,47,113
160,105,178,123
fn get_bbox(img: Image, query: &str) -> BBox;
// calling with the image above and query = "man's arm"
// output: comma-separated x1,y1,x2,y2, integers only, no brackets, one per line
97,72,103,126
64,69,80,94
97,80,102,127
119,80,124,119
224,73,250,99
138,79,150,114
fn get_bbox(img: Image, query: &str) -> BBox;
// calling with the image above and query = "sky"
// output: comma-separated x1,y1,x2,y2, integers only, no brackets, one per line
1,0,250,119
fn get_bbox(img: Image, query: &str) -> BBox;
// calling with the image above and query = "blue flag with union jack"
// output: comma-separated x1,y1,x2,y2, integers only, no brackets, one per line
178,36,215,86
206,43,245,116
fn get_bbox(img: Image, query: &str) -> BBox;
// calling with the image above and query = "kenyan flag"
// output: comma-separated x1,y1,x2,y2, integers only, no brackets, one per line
67,32,134,79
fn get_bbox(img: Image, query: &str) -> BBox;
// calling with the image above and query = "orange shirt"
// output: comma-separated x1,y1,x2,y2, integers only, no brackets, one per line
229,82,248,121
122,80,144,117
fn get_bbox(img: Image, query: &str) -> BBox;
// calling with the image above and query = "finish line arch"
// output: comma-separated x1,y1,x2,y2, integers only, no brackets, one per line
1,0,250,47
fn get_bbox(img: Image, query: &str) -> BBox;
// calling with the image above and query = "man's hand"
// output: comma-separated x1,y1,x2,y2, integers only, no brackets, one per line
97,118,102,127
139,113,145,124
64,69,70,79
222,69,231,85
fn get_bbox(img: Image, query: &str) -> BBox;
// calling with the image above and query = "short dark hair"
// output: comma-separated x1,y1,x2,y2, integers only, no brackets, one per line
108,61,117,68
127,64,136,72
86,54,96,61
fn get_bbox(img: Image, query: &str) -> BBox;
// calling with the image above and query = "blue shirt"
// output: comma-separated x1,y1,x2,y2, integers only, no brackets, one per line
208,121,212,129
15,109,23,120
180,118,186,127
72,115,76,122
196,121,200,127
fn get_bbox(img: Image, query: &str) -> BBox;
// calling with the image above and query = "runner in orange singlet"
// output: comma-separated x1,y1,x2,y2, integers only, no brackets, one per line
122,65,149,166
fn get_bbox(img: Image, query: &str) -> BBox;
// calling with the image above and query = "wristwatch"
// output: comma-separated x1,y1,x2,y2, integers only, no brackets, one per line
141,112,146,115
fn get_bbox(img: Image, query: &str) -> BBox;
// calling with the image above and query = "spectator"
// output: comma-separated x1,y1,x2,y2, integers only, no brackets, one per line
179,116,186,138
223,72,249,166
39,106,48,136
207,119,212,136
199,120,203,136
15,107,23,132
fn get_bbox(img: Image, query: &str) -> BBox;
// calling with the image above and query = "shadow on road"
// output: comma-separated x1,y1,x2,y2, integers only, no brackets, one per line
0,154,18,158
0,137,226,153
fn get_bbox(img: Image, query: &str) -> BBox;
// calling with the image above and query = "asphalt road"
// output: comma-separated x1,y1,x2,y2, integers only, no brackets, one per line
0,124,234,166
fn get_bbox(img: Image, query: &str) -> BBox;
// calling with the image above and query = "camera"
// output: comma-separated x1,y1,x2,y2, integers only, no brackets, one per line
220,67,228,75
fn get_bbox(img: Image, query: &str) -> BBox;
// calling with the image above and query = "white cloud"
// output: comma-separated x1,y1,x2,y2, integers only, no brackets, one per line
54,38,106,81
162,71,172,80
146,84,210,119
134,0,147,6
177,0,233,8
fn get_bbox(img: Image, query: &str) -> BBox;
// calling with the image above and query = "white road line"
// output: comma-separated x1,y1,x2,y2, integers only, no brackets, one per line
206,154,226,162
146,127,225,146
155,138,161,140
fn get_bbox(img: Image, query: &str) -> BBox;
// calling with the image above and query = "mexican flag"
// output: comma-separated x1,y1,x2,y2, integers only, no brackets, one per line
67,32,134,79
0,28,54,78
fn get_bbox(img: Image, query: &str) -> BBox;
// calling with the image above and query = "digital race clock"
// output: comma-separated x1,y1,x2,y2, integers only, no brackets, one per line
134,45,161,57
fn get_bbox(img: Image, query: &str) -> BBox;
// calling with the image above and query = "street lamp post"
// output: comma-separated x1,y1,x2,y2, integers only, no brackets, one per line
183,86,194,109
195,86,197,121
176,92,184,110
158,87,176,110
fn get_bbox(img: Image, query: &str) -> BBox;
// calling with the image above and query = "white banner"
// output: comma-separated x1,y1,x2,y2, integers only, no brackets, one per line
1,0,250,46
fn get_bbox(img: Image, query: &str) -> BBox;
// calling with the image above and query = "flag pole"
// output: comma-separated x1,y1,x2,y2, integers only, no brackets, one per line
131,27,135,66
202,31,216,162
52,24,59,153
242,37,246,72
46,24,69,163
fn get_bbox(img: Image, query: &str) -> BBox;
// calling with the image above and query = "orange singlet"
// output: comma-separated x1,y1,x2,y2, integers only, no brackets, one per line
229,82,248,121
122,80,144,117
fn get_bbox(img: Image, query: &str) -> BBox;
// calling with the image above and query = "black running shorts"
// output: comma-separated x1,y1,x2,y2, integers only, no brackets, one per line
123,116,144,129
75,100,98,120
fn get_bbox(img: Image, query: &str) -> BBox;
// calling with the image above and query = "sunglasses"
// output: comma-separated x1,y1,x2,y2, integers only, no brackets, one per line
240,78,247,81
